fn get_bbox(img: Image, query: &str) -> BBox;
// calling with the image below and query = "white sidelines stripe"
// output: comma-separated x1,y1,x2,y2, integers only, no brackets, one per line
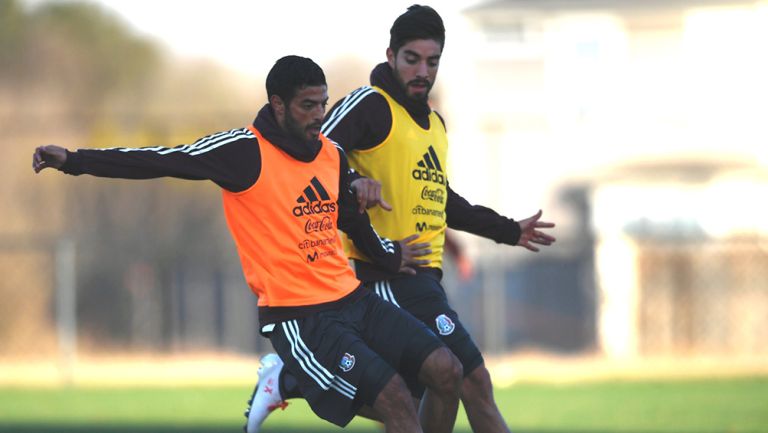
282,321,331,390
331,382,354,400
328,138,345,153
322,86,371,131
189,132,252,155
110,146,165,152
285,321,355,399
374,281,384,300
283,321,356,399
110,129,231,153
322,87,375,135
385,281,401,307
334,375,356,392
331,376,356,398
157,130,240,155
371,227,395,254
382,281,392,303
161,129,235,154
285,320,334,383
321,87,376,136
107,128,253,156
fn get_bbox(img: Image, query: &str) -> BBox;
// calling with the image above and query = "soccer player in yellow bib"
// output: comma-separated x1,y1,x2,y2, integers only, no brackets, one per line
244,6,556,433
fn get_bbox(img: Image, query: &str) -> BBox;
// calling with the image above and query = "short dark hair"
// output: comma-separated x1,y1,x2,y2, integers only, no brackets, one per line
389,5,445,54
266,55,326,104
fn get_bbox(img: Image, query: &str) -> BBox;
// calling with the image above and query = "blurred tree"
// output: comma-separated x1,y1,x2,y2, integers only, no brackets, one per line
2,1,251,354
0,0,25,79
26,1,161,127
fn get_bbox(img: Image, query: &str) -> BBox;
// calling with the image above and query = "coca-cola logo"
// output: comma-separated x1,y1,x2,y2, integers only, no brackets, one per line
305,216,334,233
421,186,444,203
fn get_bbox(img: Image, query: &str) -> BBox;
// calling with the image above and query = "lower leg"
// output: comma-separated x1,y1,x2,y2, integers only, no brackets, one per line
417,348,462,433
461,364,511,433
373,374,423,433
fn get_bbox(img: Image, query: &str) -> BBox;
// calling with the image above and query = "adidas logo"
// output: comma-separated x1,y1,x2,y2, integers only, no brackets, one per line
292,177,338,217
412,145,446,185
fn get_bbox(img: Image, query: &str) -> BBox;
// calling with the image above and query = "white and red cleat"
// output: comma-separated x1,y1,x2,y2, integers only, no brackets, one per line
244,353,289,433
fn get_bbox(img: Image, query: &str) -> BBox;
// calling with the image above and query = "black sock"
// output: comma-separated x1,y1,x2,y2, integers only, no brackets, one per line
278,368,302,399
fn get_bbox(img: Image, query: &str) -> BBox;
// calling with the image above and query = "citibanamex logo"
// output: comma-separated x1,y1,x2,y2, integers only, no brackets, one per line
305,216,334,233
292,201,337,217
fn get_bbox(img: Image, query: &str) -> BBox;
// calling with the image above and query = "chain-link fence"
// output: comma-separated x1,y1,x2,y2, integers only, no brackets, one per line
637,238,768,356
3,230,767,381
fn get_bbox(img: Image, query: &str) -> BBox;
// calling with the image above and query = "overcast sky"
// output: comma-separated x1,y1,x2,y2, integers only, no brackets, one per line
48,0,479,77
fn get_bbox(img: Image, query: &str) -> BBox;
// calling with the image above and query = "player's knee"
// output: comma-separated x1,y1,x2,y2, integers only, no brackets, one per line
463,363,494,402
423,347,463,396
374,374,419,422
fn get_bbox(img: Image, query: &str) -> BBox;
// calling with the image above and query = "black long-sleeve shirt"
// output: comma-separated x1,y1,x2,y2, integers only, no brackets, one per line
61,104,403,323
322,63,521,281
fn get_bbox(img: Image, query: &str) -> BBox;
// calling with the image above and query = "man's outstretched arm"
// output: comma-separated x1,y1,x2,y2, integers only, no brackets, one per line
32,128,261,192
445,184,555,252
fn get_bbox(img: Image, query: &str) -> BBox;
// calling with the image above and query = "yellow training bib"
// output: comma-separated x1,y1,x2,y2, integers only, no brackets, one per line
346,86,449,269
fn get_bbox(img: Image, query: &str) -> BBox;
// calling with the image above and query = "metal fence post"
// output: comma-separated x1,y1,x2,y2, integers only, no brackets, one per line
55,237,77,384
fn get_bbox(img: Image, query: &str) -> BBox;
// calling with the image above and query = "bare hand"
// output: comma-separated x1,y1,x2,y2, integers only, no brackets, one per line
516,210,556,252
398,234,431,275
351,177,392,213
33,145,67,173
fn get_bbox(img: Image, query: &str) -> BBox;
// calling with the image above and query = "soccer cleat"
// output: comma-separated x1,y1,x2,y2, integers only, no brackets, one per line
243,353,289,433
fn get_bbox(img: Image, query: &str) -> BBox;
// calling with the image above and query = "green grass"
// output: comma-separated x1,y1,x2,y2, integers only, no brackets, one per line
0,377,766,433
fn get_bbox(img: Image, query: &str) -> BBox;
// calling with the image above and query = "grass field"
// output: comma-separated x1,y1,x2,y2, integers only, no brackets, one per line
1,376,767,433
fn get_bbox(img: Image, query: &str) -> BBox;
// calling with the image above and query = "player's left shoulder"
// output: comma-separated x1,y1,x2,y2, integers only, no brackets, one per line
432,110,447,130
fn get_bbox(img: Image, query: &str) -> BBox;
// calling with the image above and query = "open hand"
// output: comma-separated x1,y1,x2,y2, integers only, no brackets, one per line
397,234,431,275
516,210,556,252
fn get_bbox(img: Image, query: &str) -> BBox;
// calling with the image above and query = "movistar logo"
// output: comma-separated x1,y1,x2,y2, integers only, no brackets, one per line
293,176,338,217
412,145,446,185
416,221,443,232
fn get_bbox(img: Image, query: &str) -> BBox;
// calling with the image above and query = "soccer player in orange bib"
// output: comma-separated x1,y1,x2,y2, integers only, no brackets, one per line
33,55,463,433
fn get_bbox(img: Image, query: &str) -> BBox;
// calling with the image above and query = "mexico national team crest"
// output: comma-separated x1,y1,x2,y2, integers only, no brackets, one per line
339,352,355,372
435,314,455,336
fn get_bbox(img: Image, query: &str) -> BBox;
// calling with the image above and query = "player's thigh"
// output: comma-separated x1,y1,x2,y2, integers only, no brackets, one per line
372,275,484,377
268,314,396,427
358,291,445,396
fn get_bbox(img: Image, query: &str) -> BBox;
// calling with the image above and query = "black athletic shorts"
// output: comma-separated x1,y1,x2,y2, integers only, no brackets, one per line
267,290,443,427
364,273,484,397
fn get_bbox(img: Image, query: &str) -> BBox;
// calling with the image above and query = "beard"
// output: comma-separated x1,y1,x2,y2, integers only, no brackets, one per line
285,110,321,143
405,78,432,101
396,74,432,102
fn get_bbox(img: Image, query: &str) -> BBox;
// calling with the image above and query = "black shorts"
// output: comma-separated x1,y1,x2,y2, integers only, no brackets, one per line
364,273,484,397
267,290,443,427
